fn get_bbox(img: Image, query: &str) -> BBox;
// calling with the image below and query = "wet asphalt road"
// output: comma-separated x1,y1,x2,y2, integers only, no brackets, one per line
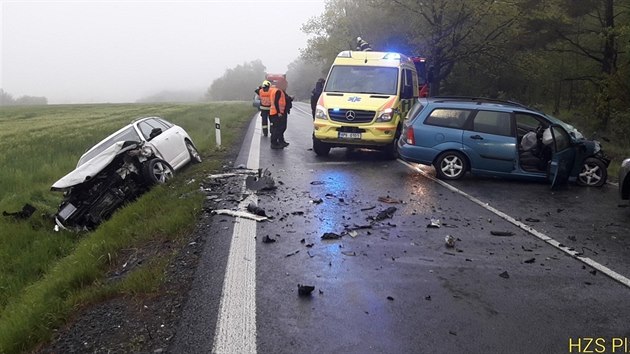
174,102,630,354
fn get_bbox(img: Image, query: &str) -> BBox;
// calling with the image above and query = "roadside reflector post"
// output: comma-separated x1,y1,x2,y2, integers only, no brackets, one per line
215,117,222,148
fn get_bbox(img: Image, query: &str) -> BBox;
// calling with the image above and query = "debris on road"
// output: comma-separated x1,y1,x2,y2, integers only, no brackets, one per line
499,271,510,279
246,203,267,217
444,235,455,248
311,198,323,204
525,217,541,222
371,207,397,222
341,251,357,256
211,209,268,222
378,196,401,204
524,258,536,264
490,230,515,236
360,205,376,211
387,296,394,301
298,284,315,296
3,203,36,219
310,181,325,185
286,250,300,257
262,235,276,244
321,232,342,240
245,173,276,191
427,218,441,228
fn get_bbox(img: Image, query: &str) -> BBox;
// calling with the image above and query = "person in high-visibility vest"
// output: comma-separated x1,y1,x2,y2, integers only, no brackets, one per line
268,86,288,149
254,80,272,136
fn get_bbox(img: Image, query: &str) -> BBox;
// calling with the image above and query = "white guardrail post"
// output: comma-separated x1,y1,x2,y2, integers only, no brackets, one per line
215,117,222,147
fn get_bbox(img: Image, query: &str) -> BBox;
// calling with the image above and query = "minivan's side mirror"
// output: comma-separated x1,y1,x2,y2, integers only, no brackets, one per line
149,127,162,140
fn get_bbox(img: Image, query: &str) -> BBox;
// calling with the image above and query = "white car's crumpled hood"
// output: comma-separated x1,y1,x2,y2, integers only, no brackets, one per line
51,141,135,191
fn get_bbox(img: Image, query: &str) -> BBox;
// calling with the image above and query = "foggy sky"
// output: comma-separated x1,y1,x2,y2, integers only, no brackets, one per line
0,0,326,104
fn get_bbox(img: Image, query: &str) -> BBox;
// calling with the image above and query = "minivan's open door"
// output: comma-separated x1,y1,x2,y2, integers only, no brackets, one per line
547,125,576,189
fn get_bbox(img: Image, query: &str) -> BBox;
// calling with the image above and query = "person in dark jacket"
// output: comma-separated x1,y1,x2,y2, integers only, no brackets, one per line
310,78,325,120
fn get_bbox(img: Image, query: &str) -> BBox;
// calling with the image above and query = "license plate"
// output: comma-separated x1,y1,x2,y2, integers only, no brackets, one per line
58,202,77,220
338,132,361,139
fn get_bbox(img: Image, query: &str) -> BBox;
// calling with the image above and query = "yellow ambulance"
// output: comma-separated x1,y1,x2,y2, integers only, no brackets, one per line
312,50,418,158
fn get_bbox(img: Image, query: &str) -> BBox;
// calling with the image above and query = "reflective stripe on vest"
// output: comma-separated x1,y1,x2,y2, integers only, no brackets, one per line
269,87,286,116
259,87,271,108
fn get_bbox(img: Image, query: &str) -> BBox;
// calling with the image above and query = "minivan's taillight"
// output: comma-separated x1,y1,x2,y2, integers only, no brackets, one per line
405,126,415,145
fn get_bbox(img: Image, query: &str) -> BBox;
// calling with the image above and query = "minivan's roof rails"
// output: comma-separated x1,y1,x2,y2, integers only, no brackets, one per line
429,96,534,110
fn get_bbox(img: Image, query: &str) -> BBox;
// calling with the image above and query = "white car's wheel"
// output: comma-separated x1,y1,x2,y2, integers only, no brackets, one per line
143,159,174,185
186,141,202,163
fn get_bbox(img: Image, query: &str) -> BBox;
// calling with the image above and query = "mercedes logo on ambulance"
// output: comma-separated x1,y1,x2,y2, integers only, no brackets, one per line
345,111,356,121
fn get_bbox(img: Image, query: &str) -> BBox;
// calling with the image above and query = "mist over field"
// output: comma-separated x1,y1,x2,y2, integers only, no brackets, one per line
1,1,326,104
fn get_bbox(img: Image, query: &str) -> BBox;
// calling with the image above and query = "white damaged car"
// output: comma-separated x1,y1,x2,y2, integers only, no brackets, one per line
51,116,201,231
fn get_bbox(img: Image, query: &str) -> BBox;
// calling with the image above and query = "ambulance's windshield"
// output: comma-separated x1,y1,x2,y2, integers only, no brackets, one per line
325,66,398,95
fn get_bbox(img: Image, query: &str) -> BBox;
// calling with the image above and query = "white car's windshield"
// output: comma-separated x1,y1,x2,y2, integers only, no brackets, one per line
78,126,141,166
325,66,398,95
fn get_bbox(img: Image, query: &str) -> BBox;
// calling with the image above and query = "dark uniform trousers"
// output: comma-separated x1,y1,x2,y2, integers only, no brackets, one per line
269,114,287,146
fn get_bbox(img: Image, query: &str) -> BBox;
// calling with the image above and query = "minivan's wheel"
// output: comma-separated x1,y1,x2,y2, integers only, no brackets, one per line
143,158,174,185
186,140,202,163
577,157,607,187
313,135,331,156
435,151,468,180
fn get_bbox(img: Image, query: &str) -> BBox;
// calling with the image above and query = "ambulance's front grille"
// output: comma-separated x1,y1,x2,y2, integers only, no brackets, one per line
328,109,375,123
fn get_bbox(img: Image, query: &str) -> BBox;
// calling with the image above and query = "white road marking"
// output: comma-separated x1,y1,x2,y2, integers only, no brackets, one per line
398,159,630,289
212,123,260,354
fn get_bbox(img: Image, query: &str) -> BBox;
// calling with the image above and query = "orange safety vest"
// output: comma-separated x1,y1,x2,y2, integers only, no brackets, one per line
259,87,271,110
269,87,286,116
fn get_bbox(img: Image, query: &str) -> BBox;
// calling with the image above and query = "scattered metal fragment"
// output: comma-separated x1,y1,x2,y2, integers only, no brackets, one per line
286,250,300,257
341,251,357,256
298,284,315,296
525,217,541,222
427,218,441,228
311,198,323,204
444,235,455,248
246,203,267,217
245,169,276,191
490,231,514,236
262,235,276,244
211,209,268,222
373,207,397,221
310,181,325,185
499,271,510,279
360,205,376,211
347,230,358,238
321,232,342,240
3,203,36,219
378,196,401,204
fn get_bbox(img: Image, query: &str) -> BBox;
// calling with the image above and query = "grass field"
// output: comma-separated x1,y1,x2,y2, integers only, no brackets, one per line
0,102,255,353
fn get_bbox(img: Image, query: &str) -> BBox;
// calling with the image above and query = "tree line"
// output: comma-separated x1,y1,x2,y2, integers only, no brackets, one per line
300,0,629,137
0,89,47,106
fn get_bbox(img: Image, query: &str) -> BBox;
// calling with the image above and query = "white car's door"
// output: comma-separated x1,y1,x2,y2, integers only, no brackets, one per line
137,119,187,168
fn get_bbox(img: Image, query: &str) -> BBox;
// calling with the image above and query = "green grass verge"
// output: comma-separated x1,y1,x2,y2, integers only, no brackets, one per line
0,102,255,354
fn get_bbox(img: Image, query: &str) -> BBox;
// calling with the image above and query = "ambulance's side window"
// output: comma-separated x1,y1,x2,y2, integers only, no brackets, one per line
402,69,414,99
